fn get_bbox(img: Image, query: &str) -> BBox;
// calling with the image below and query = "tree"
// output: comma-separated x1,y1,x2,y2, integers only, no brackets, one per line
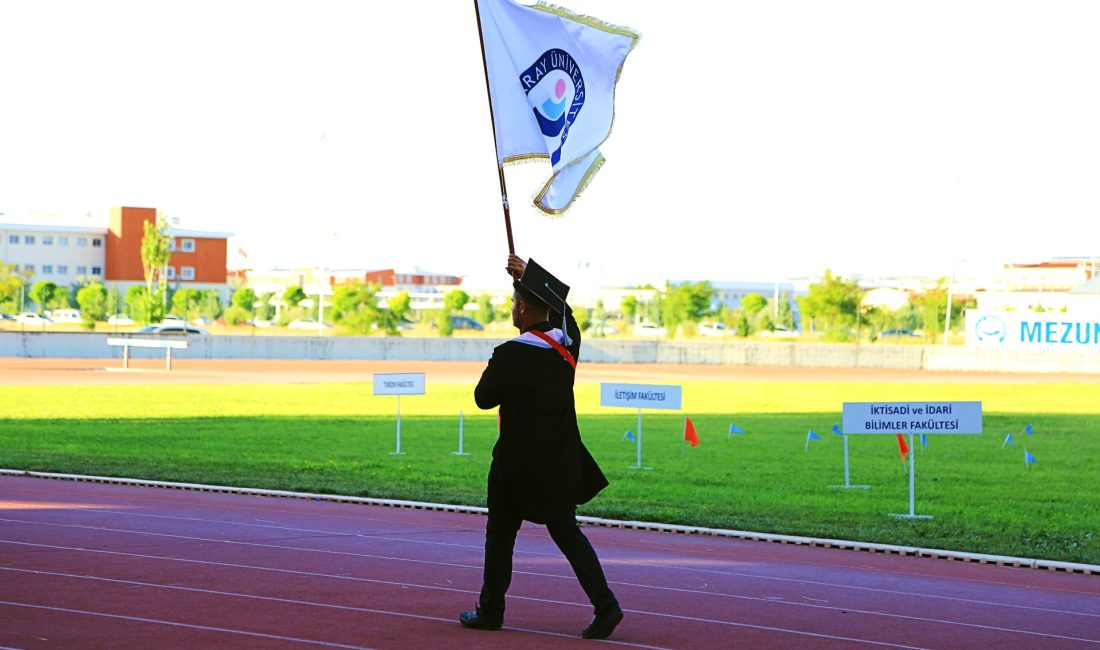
105,285,122,318
29,281,58,311
382,291,412,335
443,290,470,313
776,291,795,330
126,285,154,323
434,289,470,338
741,293,768,317
256,292,275,320
141,214,172,297
332,282,380,333
231,287,257,312
476,294,495,325
283,286,307,307
199,289,222,321
171,288,203,320
797,270,862,341
660,281,714,334
0,259,30,313
620,295,638,321
76,283,108,328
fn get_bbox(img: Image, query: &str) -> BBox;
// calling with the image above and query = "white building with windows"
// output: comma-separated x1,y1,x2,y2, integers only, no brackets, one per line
0,223,108,286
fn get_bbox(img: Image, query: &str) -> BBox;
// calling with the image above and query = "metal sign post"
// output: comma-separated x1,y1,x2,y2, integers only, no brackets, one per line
374,373,426,457
843,401,982,519
452,411,471,456
829,434,870,490
601,383,683,471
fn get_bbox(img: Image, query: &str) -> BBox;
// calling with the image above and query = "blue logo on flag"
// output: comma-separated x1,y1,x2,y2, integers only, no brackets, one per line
520,49,586,166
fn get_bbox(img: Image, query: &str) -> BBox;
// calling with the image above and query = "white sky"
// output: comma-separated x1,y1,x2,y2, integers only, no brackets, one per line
2,1,1098,289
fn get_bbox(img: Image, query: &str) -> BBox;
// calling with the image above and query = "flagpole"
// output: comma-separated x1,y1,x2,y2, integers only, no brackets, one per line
472,0,516,255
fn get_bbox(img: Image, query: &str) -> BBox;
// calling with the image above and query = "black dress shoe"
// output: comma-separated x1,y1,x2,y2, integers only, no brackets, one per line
459,606,503,631
581,604,623,639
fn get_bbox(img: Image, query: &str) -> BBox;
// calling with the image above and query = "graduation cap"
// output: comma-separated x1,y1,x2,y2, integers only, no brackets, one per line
514,258,572,343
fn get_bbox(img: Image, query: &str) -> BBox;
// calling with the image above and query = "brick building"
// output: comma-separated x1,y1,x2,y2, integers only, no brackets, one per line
1,207,231,303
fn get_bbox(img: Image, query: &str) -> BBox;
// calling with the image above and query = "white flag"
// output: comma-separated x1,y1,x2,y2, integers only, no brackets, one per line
477,0,638,215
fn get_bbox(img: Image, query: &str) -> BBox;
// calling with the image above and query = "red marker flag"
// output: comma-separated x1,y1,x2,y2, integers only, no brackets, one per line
896,433,909,464
684,417,701,447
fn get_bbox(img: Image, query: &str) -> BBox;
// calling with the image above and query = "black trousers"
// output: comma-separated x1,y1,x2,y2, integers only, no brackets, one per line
478,508,617,618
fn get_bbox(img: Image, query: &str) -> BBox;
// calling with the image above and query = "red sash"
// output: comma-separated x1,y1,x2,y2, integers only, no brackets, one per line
529,330,577,369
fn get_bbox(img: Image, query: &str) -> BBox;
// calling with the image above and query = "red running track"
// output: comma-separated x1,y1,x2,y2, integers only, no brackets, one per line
1,476,1097,649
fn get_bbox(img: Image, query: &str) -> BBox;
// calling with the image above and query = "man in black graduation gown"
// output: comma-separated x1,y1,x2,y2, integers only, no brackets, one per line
459,254,623,640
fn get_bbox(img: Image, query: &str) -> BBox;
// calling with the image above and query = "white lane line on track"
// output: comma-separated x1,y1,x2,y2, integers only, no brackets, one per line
0,566,918,650
0,567,668,650
0,538,928,650
94,503,1100,601
0,599,375,649
7,476,1098,600
4,539,1097,647
3,513,1096,622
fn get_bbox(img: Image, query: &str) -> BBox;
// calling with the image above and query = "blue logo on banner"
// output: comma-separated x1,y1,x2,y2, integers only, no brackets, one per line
975,315,1007,343
520,49,586,166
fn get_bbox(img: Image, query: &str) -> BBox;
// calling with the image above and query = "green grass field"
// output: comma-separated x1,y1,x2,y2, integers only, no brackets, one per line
1,380,1097,564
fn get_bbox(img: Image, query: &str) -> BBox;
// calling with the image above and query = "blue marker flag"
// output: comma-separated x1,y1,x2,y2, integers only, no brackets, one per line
623,430,635,442
832,423,843,437
920,433,928,449
1002,433,1015,449
804,430,821,453
729,424,745,435
1025,450,1037,465
1025,423,1034,436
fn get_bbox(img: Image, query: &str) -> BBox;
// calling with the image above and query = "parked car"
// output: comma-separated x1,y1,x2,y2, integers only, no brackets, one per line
633,322,667,337
15,312,52,325
587,322,619,336
877,328,919,340
288,318,333,330
760,325,798,338
249,318,274,327
451,316,484,330
0,313,14,321
47,308,82,323
697,322,728,337
136,323,209,335
107,314,136,325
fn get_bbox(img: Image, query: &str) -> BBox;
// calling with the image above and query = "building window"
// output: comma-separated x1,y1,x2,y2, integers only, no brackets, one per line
166,266,176,280
24,264,35,273
43,236,54,246
181,266,195,280
92,238,102,247
76,265,87,275
43,264,53,274
58,236,69,246
180,239,196,252
7,234,17,244
77,237,88,246
169,240,177,252
58,265,68,275
24,235,35,244
91,266,102,276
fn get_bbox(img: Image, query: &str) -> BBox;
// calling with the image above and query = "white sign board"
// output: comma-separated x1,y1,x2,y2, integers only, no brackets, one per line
842,401,982,435
965,309,1100,351
373,373,426,396
600,383,682,410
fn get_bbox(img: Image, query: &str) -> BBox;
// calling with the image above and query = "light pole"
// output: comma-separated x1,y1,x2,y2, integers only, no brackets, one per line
942,259,961,346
